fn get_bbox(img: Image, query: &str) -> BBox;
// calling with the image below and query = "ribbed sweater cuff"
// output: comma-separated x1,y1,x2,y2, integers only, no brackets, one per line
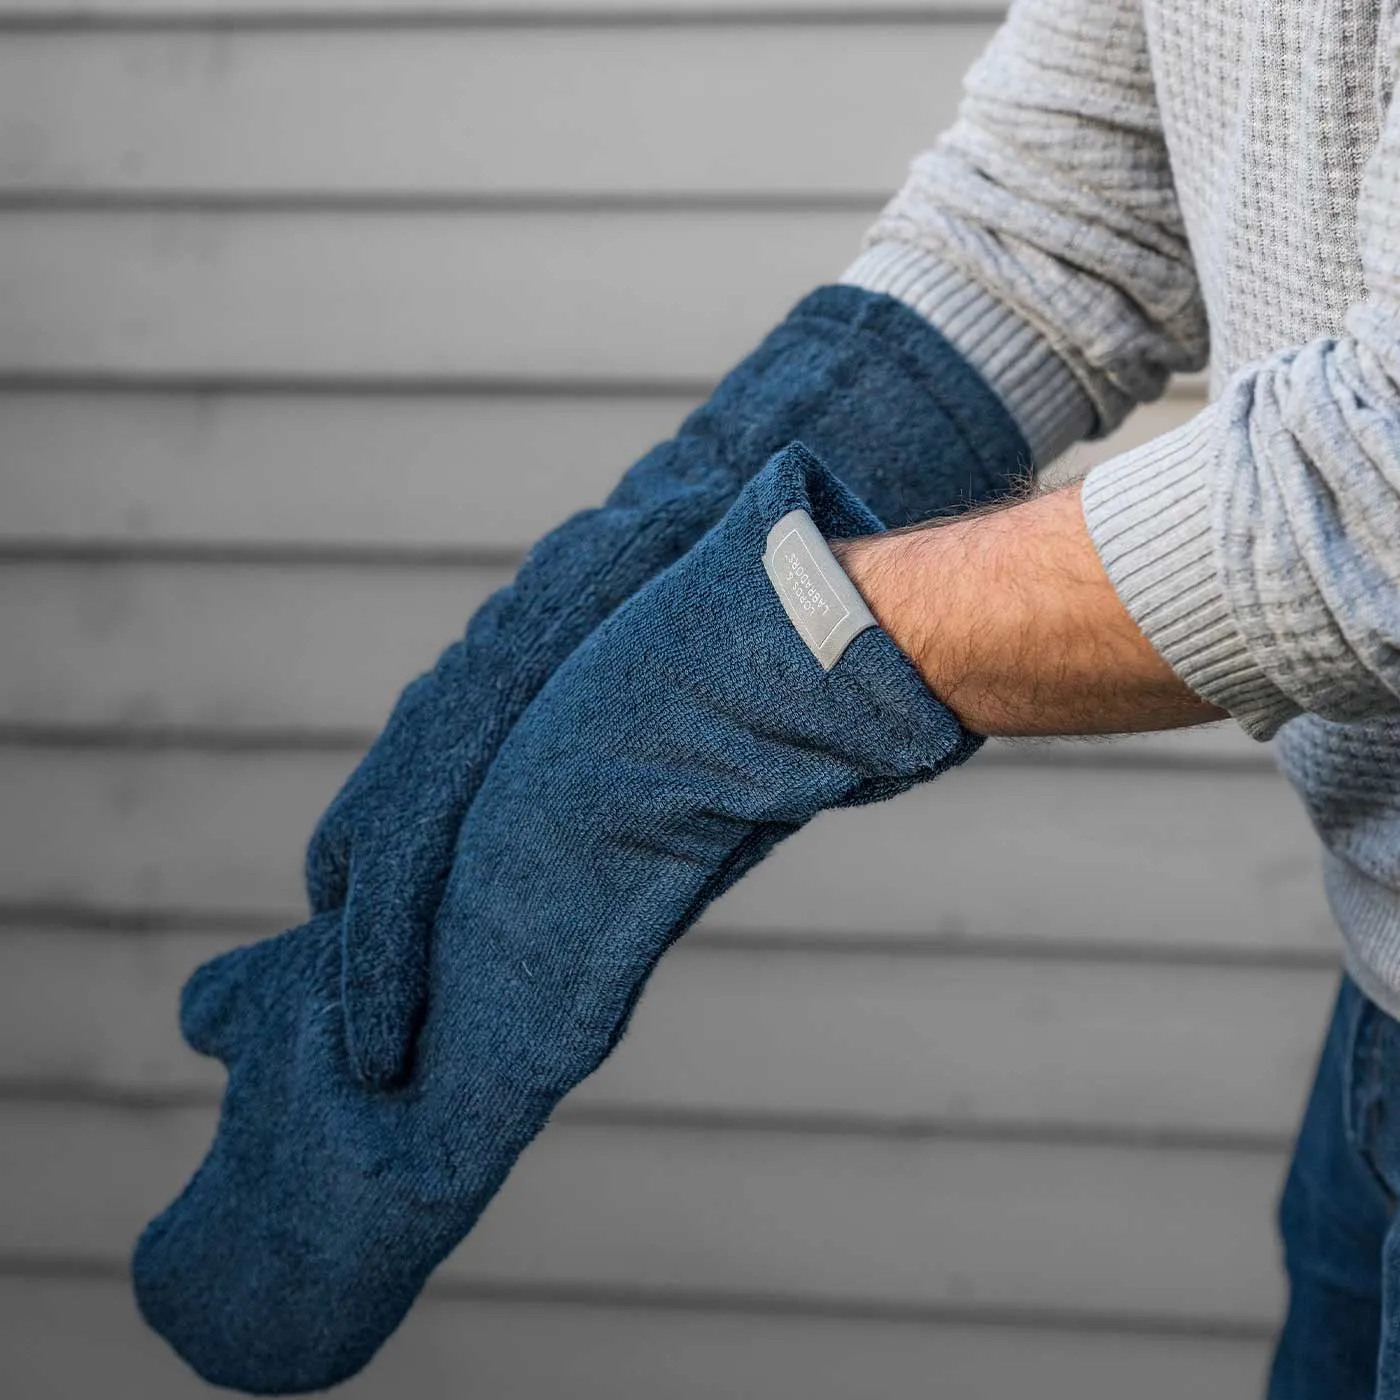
1080,410,1301,740
842,241,1096,470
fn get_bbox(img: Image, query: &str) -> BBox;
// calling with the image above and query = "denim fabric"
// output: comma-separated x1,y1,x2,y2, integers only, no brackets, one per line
1270,975,1400,1399
134,446,982,1394
303,284,1030,1088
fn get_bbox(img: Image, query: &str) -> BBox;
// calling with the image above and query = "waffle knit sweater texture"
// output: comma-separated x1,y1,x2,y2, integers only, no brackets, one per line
843,0,1400,1017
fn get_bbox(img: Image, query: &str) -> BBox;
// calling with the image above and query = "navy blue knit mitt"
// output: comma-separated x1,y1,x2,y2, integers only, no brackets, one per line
303,285,1028,1088
134,444,985,1393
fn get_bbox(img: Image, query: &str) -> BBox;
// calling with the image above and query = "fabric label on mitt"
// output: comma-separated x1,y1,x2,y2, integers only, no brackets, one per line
763,509,877,671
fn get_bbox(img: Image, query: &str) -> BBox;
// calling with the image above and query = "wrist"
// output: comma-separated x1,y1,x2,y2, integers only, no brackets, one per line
830,486,1226,737
831,514,1018,730
829,527,950,699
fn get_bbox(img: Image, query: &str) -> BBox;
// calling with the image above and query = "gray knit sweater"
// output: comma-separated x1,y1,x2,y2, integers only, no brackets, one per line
842,0,1400,1014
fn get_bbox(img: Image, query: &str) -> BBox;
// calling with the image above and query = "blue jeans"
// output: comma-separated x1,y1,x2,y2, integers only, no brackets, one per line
1270,975,1400,1397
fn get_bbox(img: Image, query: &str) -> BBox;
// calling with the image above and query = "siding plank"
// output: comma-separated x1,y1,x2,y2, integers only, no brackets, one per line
0,747,1335,954
0,390,695,548
0,27,992,196
0,1277,1269,1400
0,925,1334,1134
0,208,872,378
0,388,1200,549
0,1103,1288,1324
0,559,509,731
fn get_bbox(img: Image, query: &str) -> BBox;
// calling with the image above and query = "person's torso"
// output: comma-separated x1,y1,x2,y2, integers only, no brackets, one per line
1145,0,1393,392
1139,0,1400,965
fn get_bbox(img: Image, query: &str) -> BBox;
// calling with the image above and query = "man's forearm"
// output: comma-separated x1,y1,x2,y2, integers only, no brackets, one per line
830,484,1227,737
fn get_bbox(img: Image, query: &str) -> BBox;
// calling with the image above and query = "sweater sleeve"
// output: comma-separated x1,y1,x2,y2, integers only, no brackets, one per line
1082,21,1400,739
847,0,1208,457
